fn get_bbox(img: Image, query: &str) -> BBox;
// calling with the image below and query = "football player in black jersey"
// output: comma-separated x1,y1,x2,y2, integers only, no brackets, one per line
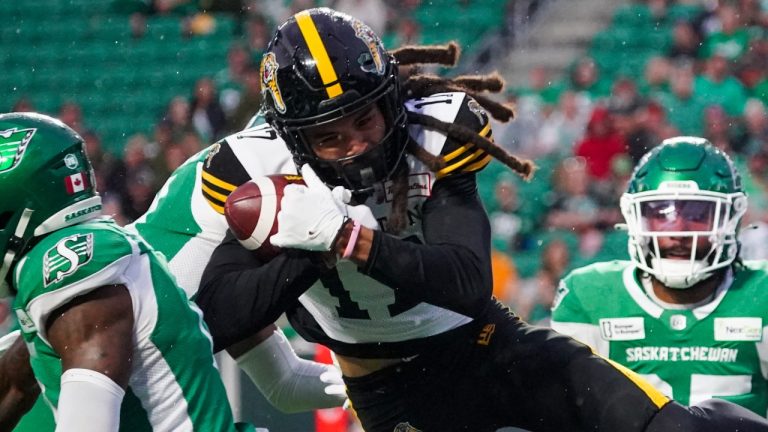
197,7,768,432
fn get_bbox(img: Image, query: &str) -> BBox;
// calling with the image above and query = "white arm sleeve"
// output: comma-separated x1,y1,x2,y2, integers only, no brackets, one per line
236,328,346,413
0,330,20,356
55,368,125,432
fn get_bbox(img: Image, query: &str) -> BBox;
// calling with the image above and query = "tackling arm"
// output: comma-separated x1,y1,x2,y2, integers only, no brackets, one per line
229,324,346,413
197,232,327,352
46,284,134,432
199,243,347,412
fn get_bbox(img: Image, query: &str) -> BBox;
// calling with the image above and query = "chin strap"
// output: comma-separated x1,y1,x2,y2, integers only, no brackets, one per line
650,257,711,289
0,209,34,298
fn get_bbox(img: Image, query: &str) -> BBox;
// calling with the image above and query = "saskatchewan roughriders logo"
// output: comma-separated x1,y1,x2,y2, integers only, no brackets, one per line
43,234,94,287
0,127,36,172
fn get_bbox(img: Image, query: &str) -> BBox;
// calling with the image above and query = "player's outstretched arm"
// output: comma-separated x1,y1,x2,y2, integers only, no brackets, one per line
0,336,39,431
46,284,134,432
228,324,346,413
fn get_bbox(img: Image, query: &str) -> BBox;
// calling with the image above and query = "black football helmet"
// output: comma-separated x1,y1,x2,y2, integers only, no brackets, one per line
260,7,408,194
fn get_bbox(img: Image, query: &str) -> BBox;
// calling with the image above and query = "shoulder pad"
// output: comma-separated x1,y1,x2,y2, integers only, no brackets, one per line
406,93,494,180
201,126,296,214
14,224,136,335
201,139,252,214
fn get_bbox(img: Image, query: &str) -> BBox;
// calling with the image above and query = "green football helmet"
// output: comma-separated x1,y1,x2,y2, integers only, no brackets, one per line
0,113,102,295
620,137,747,289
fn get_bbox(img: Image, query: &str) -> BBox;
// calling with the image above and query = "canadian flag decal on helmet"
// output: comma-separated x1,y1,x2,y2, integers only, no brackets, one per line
64,171,90,194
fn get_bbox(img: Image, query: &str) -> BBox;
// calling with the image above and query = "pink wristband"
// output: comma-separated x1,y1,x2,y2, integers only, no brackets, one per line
342,220,362,259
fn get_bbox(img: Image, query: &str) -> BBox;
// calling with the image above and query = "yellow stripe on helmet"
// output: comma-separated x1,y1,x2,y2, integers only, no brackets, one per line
295,11,343,99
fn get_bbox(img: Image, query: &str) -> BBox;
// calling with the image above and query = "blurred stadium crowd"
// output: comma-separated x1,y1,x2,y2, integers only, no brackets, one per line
485,0,768,326
1,0,767,361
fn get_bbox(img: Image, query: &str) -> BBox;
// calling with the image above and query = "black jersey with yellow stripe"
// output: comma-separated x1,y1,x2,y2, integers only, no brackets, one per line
198,92,498,357
286,92,497,357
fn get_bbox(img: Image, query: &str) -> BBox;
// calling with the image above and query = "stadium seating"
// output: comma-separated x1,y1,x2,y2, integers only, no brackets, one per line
1,0,234,154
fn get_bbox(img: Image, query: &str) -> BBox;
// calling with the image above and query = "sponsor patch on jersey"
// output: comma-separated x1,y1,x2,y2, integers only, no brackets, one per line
384,173,432,202
260,52,286,113
352,19,385,75
0,127,35,173
43,233,94,287
600,317,645,341
714,317,762,341
14,309,36,333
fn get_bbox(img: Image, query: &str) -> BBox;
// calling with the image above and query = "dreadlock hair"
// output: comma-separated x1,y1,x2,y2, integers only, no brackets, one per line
381,41,535,234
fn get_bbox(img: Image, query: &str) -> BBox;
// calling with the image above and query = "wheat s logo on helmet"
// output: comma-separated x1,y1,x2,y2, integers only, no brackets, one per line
261,52,286,114
352,19,385,75
43,233,94,287
0,127,36,173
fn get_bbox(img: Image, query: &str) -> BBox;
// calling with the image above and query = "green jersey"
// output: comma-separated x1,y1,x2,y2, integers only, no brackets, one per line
127,148,224,299
551,260,768,416
12,219,239,431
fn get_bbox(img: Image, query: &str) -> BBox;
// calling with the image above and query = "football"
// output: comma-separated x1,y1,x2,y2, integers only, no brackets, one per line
224,174,305,260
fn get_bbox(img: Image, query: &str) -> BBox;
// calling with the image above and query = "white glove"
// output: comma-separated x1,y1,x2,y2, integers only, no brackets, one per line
272,165,347,252
331,186,380,230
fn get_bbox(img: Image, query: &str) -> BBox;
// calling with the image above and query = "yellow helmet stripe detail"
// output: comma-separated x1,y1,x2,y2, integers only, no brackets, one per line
295,11,343,98
201,170,237,192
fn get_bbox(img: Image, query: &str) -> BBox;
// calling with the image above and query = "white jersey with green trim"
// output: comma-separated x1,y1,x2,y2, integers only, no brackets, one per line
551,260,768,416
12,219,240,431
